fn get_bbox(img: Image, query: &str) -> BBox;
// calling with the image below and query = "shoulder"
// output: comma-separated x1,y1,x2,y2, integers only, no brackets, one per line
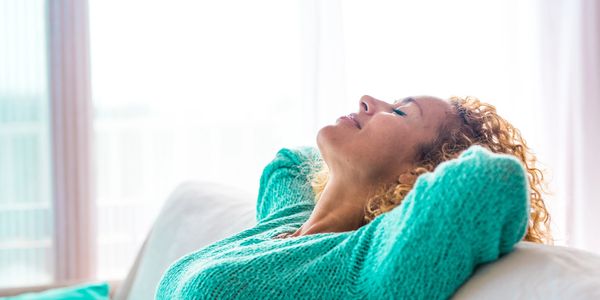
266,146,322,175
274,146,321,164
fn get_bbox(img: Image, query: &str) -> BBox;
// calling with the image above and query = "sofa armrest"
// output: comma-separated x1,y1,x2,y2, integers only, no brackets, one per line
113,181,257,300
113,235,148,300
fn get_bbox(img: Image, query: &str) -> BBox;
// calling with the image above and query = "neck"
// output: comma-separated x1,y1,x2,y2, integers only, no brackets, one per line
293,175,379,237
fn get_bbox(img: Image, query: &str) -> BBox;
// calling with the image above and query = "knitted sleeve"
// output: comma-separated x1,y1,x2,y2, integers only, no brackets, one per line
357,145,530,299
255,146,320,223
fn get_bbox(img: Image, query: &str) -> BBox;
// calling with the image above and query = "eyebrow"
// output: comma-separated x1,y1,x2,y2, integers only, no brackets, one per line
394,97,423,117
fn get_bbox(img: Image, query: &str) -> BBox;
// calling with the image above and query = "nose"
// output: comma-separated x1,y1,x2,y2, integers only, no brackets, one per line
359,95,383,115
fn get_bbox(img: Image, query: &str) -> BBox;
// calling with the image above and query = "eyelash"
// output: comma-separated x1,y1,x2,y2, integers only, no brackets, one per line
392,108,407,116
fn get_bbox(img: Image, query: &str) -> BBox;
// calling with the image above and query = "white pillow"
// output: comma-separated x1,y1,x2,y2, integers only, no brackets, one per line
117,181,257,300
453,241,600,299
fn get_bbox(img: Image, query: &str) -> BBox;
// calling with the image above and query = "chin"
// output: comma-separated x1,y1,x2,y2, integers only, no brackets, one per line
316,126,331,150
316,125,352,158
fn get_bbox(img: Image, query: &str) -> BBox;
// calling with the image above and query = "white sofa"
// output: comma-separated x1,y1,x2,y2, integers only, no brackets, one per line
114,181,600,300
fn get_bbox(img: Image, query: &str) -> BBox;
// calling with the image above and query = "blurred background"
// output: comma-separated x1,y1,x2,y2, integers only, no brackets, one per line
0,0,598,292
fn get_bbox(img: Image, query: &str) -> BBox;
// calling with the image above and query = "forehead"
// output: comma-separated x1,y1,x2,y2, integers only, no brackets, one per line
411,96,453,125
412,95,448,105
405,96,451,113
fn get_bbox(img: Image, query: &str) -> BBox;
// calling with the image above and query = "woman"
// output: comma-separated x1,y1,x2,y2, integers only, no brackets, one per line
277,95,551,243
156,95,552,299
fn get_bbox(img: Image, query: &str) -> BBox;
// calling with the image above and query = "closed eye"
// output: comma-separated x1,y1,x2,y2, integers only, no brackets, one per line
392,108,406,116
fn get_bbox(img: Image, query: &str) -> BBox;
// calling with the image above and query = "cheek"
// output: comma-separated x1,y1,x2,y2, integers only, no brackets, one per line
368,119,411,143
360,122,409,157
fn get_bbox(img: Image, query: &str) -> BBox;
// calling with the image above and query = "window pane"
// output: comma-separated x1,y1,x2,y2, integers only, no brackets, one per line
0,0,53,288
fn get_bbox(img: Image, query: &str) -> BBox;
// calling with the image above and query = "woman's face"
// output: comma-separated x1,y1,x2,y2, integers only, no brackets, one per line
317,95,453,183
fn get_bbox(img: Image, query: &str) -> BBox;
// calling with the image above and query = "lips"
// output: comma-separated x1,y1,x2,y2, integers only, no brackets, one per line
349,113,361,129
346,113,361,129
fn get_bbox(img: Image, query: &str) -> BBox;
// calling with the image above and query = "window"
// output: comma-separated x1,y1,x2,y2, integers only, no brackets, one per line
0,0,53,288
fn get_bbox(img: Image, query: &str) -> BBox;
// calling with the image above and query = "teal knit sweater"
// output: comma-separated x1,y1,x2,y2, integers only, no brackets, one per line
156,145,529,299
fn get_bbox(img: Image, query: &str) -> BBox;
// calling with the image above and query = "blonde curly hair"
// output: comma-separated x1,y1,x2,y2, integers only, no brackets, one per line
305,96,553,244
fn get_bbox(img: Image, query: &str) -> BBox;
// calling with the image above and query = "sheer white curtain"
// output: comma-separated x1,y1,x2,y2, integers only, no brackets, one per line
314,0,600,253
89,0,329,279
72,0,600,283
533,0,600,253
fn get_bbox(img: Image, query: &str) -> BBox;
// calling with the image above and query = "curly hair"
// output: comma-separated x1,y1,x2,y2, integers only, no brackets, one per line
305,96,553,245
